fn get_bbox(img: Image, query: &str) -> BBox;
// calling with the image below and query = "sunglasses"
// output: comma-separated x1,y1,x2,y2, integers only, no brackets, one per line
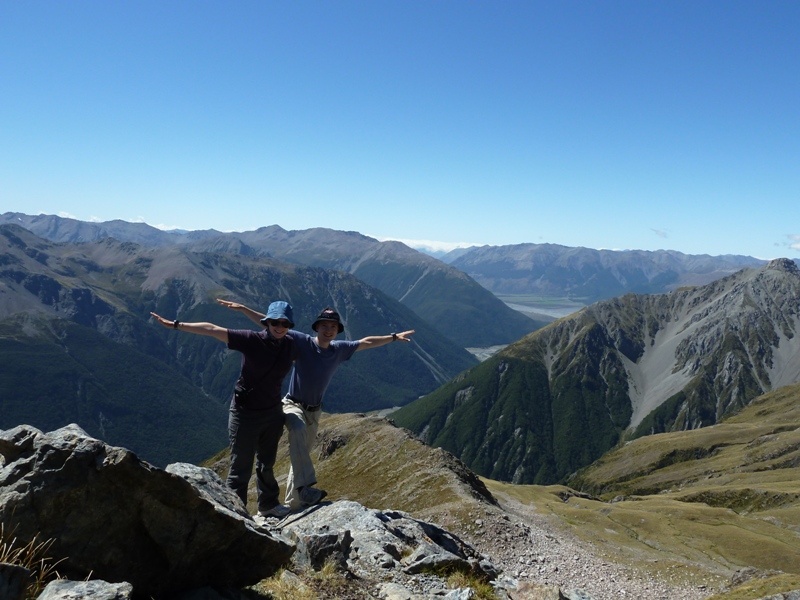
267,319,292,328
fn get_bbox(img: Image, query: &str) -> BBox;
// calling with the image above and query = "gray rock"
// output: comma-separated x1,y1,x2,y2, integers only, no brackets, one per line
37,579,134,599
0,424,294,598
378,581,423,599
280,500,497,583
0,562,31,600
291,528,354,571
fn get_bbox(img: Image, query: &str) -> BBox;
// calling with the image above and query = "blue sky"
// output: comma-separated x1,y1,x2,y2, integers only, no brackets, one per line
1,1,798,259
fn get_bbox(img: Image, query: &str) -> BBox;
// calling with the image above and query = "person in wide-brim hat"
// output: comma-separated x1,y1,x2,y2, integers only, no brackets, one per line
312,307,344,333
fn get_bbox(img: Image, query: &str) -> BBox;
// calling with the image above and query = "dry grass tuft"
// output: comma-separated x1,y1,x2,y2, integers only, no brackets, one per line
250,568,317,600
446,570,499,599
253,559,374,600
0,522,64,599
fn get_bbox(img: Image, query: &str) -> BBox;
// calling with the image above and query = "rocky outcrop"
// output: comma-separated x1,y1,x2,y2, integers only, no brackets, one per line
1,423,517,599
0,424,293,598
277,500,500,597
0,562,31,600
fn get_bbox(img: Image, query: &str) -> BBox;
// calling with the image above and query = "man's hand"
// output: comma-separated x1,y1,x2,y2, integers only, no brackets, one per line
150,312,175,329
216,298,265,327
216,298,243,311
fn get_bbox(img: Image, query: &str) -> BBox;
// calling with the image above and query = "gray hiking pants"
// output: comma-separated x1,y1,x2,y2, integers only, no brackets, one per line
283,397,321,509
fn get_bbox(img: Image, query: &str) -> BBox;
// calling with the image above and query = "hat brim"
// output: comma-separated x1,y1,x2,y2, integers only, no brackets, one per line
312,319,344,333
261,317,295,328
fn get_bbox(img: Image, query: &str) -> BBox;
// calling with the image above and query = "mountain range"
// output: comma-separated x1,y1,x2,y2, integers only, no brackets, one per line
3,212,799,597
0,223,476,465
3,211,800,482
445,242,768,303
392,258,800,485
0,212,543,348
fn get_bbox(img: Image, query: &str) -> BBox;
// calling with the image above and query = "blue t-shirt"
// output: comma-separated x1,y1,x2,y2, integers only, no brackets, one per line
286,331,359,406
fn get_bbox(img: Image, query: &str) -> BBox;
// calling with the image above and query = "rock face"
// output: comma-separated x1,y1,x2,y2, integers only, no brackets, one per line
0,424,293,598
1,423,511,599
280,500,499,580
267,500,506,600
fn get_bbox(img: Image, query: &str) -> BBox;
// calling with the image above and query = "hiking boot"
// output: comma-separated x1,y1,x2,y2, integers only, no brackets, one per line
258,504,291,519
298,486,327,507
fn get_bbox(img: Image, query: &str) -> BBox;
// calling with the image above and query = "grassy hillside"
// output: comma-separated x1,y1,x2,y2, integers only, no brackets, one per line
203,412,497,525
0,315,229,466
204,393,800,597
391,340,631,485
548,382,800,592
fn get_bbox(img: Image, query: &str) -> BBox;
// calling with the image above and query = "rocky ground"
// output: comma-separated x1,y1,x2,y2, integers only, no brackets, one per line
457,498,719,600
262,493,727,600
378,494,726,600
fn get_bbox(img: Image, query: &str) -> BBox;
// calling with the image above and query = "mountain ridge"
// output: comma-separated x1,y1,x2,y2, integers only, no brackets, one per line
448,241,771,302
0,224,477,465
0,212,541,348
392,258,800,485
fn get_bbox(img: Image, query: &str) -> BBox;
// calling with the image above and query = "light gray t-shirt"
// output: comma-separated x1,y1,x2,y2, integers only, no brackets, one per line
286,331,359,406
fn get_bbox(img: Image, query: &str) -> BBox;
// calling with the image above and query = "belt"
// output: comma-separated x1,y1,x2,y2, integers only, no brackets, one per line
287,395,321,412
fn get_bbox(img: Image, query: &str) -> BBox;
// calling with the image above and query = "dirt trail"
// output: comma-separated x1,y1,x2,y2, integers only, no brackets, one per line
460,488,719,600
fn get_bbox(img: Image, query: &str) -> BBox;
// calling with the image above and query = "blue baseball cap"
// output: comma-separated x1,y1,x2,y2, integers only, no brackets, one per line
260,301,294,328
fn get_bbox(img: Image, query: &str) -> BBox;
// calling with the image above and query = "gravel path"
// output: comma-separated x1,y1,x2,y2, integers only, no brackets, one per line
454,494,723,600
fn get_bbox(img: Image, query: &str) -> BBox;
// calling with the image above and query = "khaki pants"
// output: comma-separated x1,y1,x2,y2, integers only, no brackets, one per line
282,397,321,509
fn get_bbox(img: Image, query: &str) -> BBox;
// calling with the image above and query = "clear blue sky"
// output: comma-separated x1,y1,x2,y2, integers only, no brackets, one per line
1,1,798,259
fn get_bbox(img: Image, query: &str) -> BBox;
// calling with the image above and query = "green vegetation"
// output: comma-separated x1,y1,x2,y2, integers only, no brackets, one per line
492,382,800,591
705,573,800,600
354,261,539,348
392,354,562,484
445,571,498,600
393,319,633,485
0,315,229,467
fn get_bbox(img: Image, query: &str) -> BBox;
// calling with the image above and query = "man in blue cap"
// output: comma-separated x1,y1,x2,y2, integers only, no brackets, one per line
216,299,414,510
151,300,296,519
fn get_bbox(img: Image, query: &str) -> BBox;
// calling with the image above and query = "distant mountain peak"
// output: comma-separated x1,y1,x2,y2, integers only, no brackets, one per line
767,257,799,273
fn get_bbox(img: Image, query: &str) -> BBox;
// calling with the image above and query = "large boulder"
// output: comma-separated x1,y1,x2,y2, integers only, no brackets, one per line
37,579,135,599
0,424,293,598
280,500,499,584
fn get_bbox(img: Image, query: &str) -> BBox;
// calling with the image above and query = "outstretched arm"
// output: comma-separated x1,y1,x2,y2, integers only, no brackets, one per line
355,330,415,352
216,298,265,327
150,312,229,344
